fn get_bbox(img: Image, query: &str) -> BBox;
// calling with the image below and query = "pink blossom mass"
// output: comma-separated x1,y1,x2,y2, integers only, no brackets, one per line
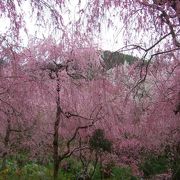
0,0,179,179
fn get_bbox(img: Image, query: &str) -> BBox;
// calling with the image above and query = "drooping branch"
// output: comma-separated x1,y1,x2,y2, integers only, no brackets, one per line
125,47,180,101
59,115,101,162
139,1,180,47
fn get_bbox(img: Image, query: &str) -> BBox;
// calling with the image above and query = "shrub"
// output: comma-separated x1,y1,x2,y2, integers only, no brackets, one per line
140,154,169,178
89,129,112,153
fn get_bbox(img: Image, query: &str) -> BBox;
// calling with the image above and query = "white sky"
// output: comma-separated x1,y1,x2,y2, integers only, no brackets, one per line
0,0,125,51
0,0,176,60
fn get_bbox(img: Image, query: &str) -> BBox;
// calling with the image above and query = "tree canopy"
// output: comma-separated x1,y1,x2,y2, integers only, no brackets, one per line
0,0,179,179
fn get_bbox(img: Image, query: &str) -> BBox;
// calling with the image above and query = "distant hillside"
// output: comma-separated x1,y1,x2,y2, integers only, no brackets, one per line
101,50,138,70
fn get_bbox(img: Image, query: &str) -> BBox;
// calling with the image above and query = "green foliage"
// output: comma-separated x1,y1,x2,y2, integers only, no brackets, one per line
0,158,139,180
171,158,180,180
0,161,50,180
15,154,29,168
21,163,47,177
89,129,112,153
0,157,84,180
101,50,137,70
61,157,82,175
112,167,138,180
165,143,180,180
92,165,137,180
140,154,169,178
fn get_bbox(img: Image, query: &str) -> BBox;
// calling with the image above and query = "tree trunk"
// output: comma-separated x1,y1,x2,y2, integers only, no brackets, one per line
53,159,59,180
53,76,61,180
1,118,11,170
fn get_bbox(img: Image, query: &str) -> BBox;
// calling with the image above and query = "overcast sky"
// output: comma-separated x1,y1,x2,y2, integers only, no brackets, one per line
0,0,126,51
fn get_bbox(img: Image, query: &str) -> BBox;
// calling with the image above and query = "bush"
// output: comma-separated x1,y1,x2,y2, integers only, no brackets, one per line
91,165,137,180
140,154,169,178
171,158,180,180
89,129,112,153
0,157,139,180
